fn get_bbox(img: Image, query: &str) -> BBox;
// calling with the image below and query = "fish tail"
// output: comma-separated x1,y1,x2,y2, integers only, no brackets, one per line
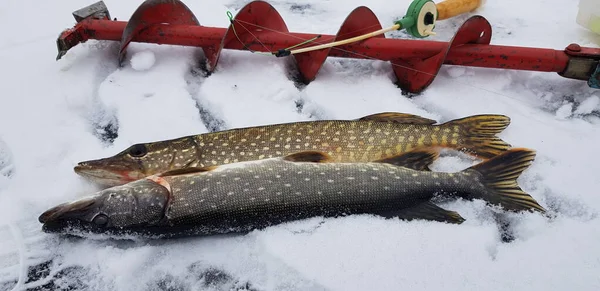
464,148,545,213
443,114,511,159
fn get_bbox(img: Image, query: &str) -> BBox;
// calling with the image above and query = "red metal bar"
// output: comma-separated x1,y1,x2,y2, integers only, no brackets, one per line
445,46,570,72
66,18,570,73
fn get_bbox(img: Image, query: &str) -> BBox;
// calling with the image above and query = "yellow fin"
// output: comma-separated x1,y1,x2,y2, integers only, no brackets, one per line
443,114,511,159
358,112,437,125
158,166,218,177
373,148,439,171
465,148,545,213
283,151,334,163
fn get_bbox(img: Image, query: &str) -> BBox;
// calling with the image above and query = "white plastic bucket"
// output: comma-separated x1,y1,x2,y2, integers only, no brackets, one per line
577,0,600,34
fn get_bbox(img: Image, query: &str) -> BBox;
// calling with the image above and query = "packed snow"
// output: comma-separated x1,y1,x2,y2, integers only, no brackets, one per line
130,50,156,71
1,0,600,290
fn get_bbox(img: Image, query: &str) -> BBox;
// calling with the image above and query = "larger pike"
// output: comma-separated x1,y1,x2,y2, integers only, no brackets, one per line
75,112,513,186
39,148,545,239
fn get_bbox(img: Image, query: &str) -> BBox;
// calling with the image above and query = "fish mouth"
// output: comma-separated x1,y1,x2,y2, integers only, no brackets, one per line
38,203,67,224
39,197,99,233
74,163,143,186
39,198,96,223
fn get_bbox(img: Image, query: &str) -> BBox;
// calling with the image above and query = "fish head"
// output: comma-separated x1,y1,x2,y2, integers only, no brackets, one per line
74,139,199,186
39,179,170,237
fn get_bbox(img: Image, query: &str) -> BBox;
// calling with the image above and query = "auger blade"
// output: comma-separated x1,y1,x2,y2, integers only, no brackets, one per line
118,0,203,66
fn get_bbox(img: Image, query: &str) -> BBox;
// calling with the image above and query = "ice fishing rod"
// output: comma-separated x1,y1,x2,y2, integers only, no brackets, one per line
55,0,600,93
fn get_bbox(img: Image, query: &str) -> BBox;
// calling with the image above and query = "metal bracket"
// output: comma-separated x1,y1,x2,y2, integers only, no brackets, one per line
560,44,600,85
559,57,599,81
72,1,110,22
56,1,112,60
590,63,600,89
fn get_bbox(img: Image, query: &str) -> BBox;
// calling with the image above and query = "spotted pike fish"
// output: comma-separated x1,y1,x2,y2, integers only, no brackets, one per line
40,148,544,239
74,112,512,186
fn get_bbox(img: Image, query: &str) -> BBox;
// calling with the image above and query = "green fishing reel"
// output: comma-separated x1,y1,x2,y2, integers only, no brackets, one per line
395,0,438,38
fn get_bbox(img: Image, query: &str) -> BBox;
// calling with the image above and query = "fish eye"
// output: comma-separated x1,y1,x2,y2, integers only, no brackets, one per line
128,144,147,158
92,214,109,227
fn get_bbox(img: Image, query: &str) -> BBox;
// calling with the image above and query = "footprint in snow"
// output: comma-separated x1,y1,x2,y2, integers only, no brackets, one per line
0,138,14,188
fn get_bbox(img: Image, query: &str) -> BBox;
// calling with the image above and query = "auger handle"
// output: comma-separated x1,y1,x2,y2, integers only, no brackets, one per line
436,0,483,20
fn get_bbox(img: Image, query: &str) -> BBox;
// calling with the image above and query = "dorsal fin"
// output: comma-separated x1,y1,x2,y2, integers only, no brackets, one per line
283,151,333,163
358,112,437,125
158,166,218,177
374,148,439,171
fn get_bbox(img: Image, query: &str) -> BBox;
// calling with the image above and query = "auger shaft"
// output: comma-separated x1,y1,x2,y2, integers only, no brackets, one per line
62,18,570,72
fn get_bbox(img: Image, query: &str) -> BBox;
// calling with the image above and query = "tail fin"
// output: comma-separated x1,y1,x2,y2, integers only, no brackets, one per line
443,114,511,159
465,148,545,213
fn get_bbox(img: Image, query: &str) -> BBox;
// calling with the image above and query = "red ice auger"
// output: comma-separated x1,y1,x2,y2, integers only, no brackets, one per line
56,0,600,93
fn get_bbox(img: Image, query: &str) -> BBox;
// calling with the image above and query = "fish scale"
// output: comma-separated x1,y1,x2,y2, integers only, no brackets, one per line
194,121,432,165
162,159,478,231
74,113,513,187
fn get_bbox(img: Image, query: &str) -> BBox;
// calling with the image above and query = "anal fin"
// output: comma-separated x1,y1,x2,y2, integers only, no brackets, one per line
373,148,439,171
381,202,465,224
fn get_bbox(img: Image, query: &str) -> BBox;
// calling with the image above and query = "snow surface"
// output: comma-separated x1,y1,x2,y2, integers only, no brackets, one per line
1,0,600,290
130,50,156,71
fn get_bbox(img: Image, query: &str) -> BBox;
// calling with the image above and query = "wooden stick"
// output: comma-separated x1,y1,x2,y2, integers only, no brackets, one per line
289,24,401,55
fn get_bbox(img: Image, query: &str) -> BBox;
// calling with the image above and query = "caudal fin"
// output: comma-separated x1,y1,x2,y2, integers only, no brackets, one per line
465,148,545,213
443,114,511,159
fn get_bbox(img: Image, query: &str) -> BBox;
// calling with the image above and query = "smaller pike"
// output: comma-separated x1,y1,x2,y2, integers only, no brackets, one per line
39,148,545,239
73,112,513,186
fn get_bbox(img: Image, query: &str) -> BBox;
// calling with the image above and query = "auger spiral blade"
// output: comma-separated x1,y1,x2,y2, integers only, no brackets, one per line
392,15,492,93
118,0,202,66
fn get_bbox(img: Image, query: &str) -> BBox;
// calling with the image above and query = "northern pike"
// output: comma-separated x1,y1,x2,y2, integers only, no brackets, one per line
40,148,545,239
74,112,512,186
